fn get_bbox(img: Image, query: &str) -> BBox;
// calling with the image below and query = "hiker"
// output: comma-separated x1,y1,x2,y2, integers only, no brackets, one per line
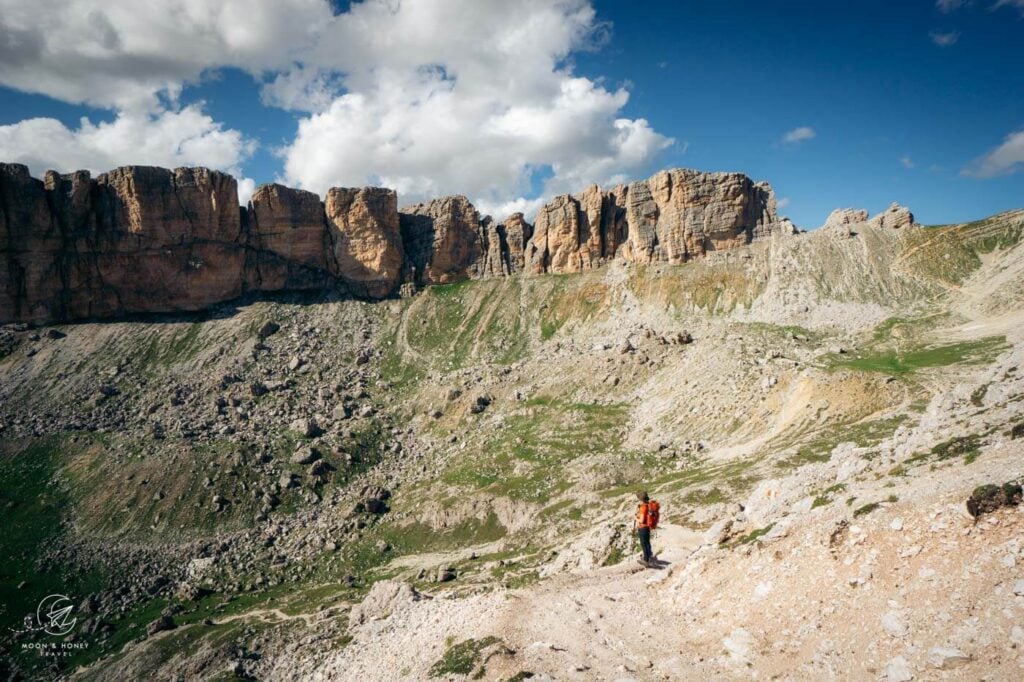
633,490,660,567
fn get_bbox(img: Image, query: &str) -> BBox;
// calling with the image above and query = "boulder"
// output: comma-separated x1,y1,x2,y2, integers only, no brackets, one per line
966,481,1022,517
348,581,420,627
289,418,321,438
257,321,281,339
883,656,913,681
926,646,969,670
291,445,320,465
146,615,176,636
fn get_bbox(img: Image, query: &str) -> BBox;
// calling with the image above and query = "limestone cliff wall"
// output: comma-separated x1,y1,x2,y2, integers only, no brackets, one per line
1,163,791,324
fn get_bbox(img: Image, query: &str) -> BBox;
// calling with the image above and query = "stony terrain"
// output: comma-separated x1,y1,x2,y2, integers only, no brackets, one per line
0,170,1022,680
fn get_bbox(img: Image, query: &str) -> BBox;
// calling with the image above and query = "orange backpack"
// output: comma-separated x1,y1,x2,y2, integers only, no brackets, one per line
636,500,660,529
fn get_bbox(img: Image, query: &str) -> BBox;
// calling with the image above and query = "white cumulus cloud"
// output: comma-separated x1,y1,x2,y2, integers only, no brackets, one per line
0,0,332,112
962,129,1024,178
0,0,673,216
0,106,256,190
276,0,674,215
993,0,1024,13
780,126,816,145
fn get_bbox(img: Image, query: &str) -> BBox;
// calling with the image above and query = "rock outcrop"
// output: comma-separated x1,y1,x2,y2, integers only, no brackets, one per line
325,187,403,298
1,163,792,324
1,164,251,323
399,195,482,286
868,202,915,230
822,203,915,232
823,208,870,230
526,169,779,274
247,183,333,290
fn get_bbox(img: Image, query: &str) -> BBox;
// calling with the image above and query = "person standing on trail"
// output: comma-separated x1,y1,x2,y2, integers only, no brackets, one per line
633,491,660,567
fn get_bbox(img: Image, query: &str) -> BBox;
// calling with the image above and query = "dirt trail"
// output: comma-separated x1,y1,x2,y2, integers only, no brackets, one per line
492,524,703,678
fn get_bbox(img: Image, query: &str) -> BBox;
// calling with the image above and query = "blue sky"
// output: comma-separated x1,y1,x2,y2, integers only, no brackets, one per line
0,0,1021,227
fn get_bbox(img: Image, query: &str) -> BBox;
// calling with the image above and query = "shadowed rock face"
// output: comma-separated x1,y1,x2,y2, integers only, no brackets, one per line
399,195,482,286
474,212,533,278
1,163,786,324
247,183,332,291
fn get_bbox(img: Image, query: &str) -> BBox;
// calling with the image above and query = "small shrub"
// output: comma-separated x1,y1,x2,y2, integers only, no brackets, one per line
602,547,625,567
853,502,880,518
931,434,981,461
733,524,774,546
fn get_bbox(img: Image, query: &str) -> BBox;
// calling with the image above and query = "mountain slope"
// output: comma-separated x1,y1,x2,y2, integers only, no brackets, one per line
0,211,1022,680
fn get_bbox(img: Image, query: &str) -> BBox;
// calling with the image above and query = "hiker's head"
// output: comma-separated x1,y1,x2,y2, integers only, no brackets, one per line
637,490,649,502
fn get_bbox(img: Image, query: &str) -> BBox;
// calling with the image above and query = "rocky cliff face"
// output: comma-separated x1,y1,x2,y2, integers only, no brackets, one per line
474,212,533,278
525,169,779,274
1,164,251,323
399,195,483,286
326,187,404,298
247,183,333,291
1,163,787,324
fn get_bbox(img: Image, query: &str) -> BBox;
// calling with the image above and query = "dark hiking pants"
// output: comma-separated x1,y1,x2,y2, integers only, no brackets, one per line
637,527,653,562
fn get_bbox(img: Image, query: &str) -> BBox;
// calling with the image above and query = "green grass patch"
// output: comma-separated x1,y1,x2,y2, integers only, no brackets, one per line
731,524,774,546
442,400,631,504
826,336,1008,375
601,546,625,567
429,636,501,678
931,434,982,463
775,415,909,470
683,487,727,506
0,436,108,676
538,278,609,341
403,278,530,370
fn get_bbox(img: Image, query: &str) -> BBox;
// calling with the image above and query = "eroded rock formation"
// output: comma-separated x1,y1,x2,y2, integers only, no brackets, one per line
247,183,333,291
1,163,792,324
325,187,403,298
822,203,916,232
399,195,482,286
526,170,779,274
